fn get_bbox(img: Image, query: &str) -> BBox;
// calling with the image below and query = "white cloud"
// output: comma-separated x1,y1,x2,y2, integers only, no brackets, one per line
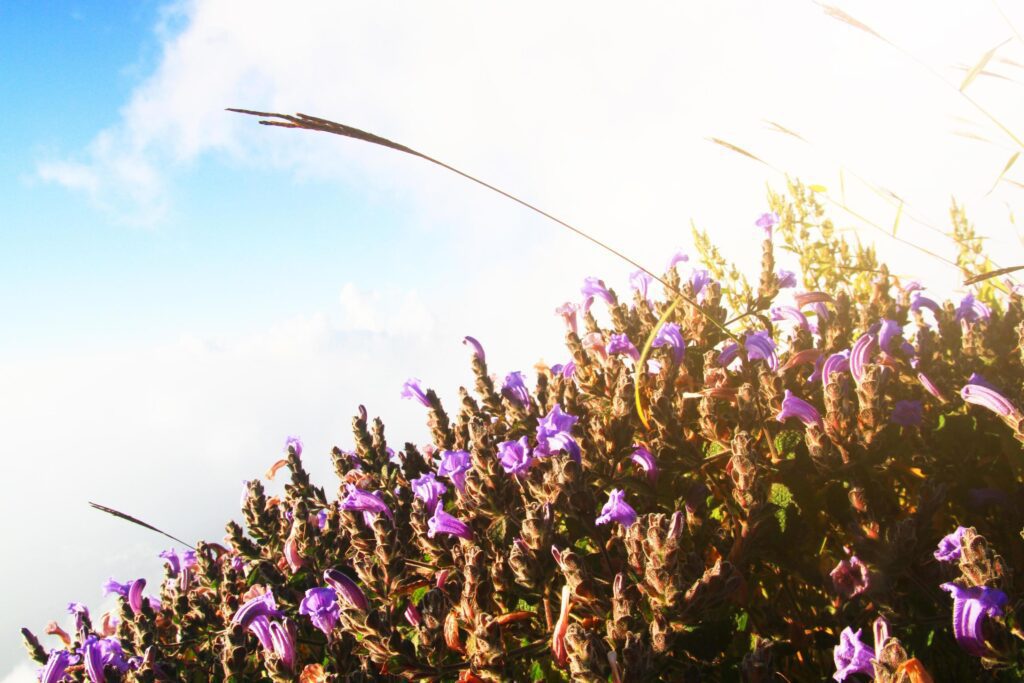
0,663,36,683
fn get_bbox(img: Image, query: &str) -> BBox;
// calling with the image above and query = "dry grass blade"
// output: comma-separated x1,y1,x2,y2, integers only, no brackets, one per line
960,38,1013,92
953,130,994,143
90,501,194,549
963,264,1024,285
891,200,903,237
764,120,807,142
987,150,1020,196
707,137,766,164
817,3,888,43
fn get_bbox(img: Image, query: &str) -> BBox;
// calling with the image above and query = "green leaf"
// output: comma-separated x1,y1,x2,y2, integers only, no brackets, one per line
770,483,796,533
411,586,429,605
774,430,803,458
734,610,749,632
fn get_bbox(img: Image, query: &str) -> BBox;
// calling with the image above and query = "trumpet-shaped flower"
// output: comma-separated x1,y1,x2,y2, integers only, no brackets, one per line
629,445,658,482
961,383,1020,419
770,306,809,330
581,276,615,311
776,390,822,427
232,592,284,629
745,331,778,371
536,404,582,462
877,318,901,352
340,484,394,523
324,569,369,611
833,627,873,681
956,294,991,323
606,333,640,361
849,333,877,384
652,323,685,364
665,250,689,272
284,435,303,459
596,489,637,528
821,350,850,385
830,556,871,599
934,526,967,563
629,270,653,301
427,504,473,540
411,472,447,510
299,587,340,635
776,269,797,288
501,371,530,408
555,302,579,335
400,378,431,407
40,650,71,683
940,583,1008,657
497,437,533,475
756,211,779,238
462,335,485,363
437,450,473,492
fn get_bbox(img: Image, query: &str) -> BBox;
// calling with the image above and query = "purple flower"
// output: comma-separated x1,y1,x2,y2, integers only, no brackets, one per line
324,568,369,611
849,333,877,385
629,270,654,301
770,305,809,330
665,250,689,272
956,294,991,323
718,342,740,367
67,602,89,633
877,318,901,352
821,350,850,385
809,301,831,323
940,583,1008,657
690,269,711,298
555,302,579,335
340,484,394,522
159,548,197,578
606,333,640,361
437,450,473,492
918,372,945,401
83,636,128,683
40,649,71,683
316,508,329,529
232,592,284,629
268,619,297,672
284,435,303,459
462,335,485,363
102,578,131,598
745,331,778,371
561,361,576,378
497,437,533,475
776,390,822,427
404,602,423,628
248,615,274,650
891,400,923,427
832,627,873,681
581,276,615,311
967,372,997,391
910,294,941,316
501,371,531,408
903,280,924,294
299,587,340,635
651,323,686,364
830,556,871,599
935,526,968,563
536,404,581,462
596,489,638,528
128,579,146,615
629,445,658,482
776,269,797,289
427,503,473,540
401,378,431,407
755,211,780,238
961,383,1020,419
411,472,447,510
325,569,370,610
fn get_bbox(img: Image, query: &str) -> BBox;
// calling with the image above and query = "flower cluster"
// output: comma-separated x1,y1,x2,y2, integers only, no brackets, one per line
22,191,1024,681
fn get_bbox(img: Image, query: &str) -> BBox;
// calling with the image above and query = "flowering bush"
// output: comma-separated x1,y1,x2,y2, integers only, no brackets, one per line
23,185,1024,680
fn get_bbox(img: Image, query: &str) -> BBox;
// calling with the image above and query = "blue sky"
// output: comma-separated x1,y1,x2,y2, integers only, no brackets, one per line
3,1,1024,678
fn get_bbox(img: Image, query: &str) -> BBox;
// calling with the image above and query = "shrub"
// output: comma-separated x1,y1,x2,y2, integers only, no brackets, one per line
23,184,1024,681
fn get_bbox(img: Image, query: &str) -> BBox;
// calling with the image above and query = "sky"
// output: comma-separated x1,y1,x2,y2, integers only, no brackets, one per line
3,0,1024,678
